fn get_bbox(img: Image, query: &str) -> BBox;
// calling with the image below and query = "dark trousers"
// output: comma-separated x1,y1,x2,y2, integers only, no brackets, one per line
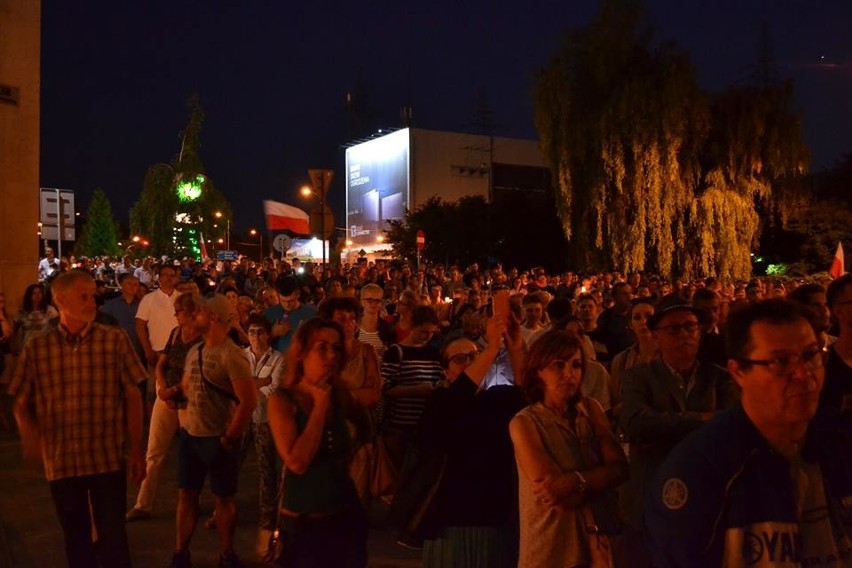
49,470,131,568
276,504,368,568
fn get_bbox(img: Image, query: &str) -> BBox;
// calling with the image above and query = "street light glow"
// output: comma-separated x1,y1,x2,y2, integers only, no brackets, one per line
249,229,257,236
300,185,313,197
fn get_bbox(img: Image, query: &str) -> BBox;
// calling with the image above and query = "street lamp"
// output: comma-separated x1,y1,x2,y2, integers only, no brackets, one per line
249,228,263,263
214,211,230,249
300,170,334,267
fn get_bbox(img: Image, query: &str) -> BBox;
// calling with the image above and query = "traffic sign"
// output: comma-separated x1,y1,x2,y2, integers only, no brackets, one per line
416,229,426,251
273,234,293,253
39,188,76,241
216,250,239,261
309,205,335,238
307,169,334,197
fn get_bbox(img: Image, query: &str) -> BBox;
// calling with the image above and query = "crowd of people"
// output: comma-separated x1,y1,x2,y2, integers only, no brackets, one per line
1,249,851,567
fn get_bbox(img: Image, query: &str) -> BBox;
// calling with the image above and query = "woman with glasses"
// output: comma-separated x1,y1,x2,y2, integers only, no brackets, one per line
268,317,368,567
390,290,419,343
414,313,526,567
127,292,202,521
510,330,628,567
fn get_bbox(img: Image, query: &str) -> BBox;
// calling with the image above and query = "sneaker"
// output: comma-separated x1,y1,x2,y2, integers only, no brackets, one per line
168,549,191,568
125,507,151,522
218,549,245,568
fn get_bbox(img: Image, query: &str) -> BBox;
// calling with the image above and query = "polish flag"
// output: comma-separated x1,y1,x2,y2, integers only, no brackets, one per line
264,200,310,234
199,232,209,260
830,242,845,279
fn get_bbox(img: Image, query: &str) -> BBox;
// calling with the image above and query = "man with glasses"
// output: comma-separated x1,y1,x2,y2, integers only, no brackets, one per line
645,299,852,566
619,295,738,566
242,315,285,557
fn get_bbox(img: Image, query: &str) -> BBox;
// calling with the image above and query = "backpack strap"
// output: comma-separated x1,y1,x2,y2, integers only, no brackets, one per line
197,343,240,403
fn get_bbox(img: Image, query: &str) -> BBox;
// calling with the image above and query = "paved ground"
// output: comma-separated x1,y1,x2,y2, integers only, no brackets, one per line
0,429,421,568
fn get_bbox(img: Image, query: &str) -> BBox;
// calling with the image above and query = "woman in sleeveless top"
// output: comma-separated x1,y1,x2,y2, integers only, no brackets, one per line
509,331,628,567
268,317,368,568
318,297,381,505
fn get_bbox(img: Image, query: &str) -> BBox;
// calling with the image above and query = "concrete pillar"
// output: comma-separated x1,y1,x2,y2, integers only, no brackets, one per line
0,0,41,314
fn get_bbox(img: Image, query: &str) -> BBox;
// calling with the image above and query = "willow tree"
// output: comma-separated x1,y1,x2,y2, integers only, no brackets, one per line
130,94,231,258
690,81,809,279
535,0,808,280
534,0,707,277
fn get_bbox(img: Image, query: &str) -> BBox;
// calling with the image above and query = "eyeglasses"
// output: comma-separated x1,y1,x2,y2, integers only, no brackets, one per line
656,322,701,336
737,347,825,377
448,351,479,365
547,359,583,373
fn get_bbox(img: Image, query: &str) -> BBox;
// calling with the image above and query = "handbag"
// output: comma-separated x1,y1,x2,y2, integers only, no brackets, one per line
388,443,448,545
369,436,397,498
262,469,287,564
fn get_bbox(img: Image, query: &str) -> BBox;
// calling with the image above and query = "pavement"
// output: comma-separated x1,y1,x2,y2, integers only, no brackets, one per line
0,428,421,568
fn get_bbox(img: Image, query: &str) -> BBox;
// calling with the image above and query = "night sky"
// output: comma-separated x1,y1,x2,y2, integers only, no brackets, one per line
40,0,852,234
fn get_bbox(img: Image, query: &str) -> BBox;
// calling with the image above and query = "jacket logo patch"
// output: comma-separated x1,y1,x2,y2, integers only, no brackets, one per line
662,478,688,510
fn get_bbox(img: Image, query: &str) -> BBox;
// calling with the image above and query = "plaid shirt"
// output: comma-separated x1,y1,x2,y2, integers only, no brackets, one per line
9,322,147,481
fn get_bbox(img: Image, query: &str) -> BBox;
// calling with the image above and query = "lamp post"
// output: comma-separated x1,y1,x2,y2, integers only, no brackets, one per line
301,169,334,268
214,211,230,250
249,229,263,263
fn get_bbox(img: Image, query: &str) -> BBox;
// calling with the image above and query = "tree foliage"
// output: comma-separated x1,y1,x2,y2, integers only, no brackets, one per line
384,193,570,271
385,196,492,267
130,94,231,258
534,0,809,280
74,188,121,258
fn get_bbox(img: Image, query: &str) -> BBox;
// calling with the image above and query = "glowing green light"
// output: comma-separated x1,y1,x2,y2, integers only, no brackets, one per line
176,174,205,202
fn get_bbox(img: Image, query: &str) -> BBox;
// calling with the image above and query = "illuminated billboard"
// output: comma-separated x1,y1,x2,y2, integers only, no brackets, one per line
345,129,410,246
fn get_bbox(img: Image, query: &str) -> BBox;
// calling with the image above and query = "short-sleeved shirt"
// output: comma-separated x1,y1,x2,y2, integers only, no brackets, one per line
264,303,317,354
244,346,285,424
100,296,142,358
179,339,252,437
135,288,178,352
8,322,147,481
380,344,443,430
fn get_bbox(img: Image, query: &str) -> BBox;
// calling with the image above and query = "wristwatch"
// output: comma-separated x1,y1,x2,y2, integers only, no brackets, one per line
574,470,588,494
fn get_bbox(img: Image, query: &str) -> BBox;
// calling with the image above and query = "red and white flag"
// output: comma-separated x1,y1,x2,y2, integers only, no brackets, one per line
199,232,209,260
830,242,845,279
263,200,310,234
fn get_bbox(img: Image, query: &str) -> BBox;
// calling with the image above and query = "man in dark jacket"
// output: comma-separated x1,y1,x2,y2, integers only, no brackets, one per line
619,295,738,566
645,299,852,567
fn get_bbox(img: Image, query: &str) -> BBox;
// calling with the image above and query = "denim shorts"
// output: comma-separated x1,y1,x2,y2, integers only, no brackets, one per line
178,428,240,497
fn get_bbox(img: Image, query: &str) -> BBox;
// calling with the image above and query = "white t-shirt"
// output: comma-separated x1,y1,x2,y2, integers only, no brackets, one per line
135,288,178,351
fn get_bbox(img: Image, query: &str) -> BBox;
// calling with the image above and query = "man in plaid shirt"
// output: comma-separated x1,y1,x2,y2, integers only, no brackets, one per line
10,270,147,568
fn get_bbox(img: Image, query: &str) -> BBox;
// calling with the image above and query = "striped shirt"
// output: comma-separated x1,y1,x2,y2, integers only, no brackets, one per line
380,344,442,430
357,329,386,361
9,322,147,481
